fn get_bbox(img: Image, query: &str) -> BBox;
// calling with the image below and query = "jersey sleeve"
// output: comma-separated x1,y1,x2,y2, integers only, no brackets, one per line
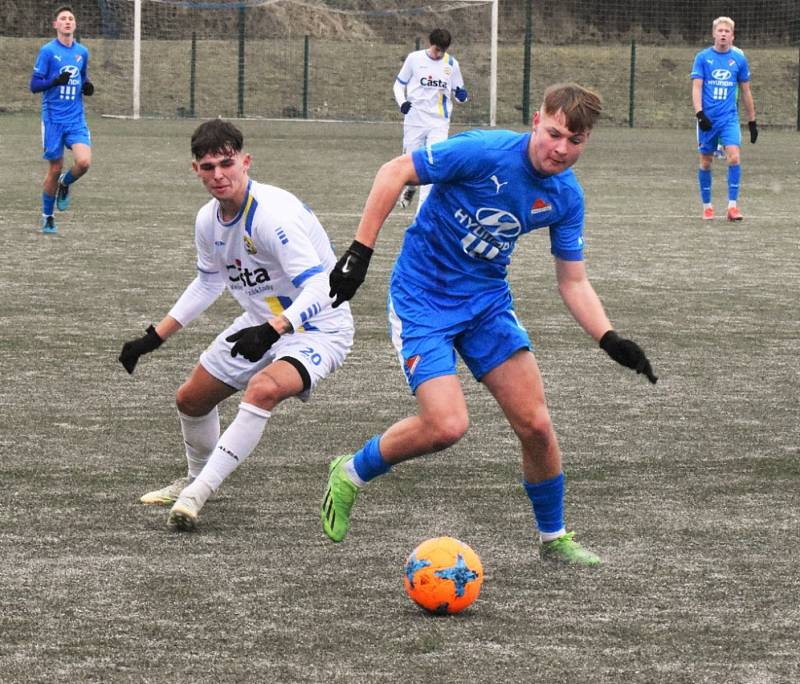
32,45,51,78
254,206,331,332
194,203,221,276
737,53,751,82
396,53,413,85
451,58,465,91
548,186,585,261
690,52,704,80
412,130,489,186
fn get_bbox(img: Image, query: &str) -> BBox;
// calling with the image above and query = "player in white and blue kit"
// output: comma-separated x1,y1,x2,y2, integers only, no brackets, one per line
691,16,757,222
393,28,467,212
29,5,94,234
321,84,657,567
119,120,354,531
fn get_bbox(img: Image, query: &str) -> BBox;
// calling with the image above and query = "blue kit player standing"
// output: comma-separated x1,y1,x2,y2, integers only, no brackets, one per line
691,16,757,222
320,83,657,567
30,5,94,234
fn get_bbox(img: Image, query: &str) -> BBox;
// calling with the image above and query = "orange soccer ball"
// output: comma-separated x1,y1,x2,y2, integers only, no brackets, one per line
403,536,484,615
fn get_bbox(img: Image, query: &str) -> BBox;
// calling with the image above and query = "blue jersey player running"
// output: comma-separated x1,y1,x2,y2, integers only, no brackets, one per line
321,83,658,567
29,5,94,234
691,16,757,222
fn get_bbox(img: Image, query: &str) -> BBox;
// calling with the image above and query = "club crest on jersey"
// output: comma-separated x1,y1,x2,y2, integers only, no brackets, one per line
243,235,257,255
405,354,421,376
531,198,552,215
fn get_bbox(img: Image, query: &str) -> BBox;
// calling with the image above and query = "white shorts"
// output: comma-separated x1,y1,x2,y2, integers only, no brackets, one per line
402,124,449,155
199,312,353,401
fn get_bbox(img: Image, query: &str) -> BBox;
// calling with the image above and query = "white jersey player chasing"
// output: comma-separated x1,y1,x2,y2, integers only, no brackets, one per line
119,119,354,531
393,28,467,212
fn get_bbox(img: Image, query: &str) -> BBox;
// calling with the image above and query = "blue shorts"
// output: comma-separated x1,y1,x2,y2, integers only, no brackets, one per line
697,117,741,155
41,120,91,161
387,275,532,393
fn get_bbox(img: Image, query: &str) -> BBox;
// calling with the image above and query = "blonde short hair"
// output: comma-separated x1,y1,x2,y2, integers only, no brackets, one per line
713,16,735,31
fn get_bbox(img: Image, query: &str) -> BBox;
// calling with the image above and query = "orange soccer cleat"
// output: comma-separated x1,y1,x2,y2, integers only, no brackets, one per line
726,207,744,221
702,207,714,221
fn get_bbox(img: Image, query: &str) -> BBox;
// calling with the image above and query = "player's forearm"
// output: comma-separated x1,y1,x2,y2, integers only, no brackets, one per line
392,79,406,108
558,278,612,342
744,93,756,121
153,315,183,341
691,80,704,113
355,157,415,247
29,73,58,93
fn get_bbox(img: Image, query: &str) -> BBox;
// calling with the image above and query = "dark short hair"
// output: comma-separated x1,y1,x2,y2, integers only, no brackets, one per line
541,83,603,132
191,119,244,159
429,28,452,51
54,5,74,19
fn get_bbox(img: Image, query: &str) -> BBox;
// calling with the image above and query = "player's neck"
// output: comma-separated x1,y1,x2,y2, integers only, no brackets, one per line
56,33,74,48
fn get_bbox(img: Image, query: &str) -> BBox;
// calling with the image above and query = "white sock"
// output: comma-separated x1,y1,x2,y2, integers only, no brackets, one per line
728,200,737,209
344,459,366,487
192,402,271,493
179,407,220,480
540,528,566,543
703,202,713,210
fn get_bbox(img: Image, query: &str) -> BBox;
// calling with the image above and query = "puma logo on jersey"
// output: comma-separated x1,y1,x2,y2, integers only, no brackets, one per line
490,175,508,193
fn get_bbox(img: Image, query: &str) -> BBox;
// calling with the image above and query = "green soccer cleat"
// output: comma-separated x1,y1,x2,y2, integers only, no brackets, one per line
540,531,601,567
321,454,359,542
56,174,71,211
140,477,189,506
167,494,202,532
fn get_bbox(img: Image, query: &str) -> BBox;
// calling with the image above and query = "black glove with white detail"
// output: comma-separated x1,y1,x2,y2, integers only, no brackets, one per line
696,110,712,132
119,324,164,374
599,330,658,384
226,323,280,362
400,101,412,115
329,240,373,308
82,80,94,96
748,120,758,144
53,71,71,87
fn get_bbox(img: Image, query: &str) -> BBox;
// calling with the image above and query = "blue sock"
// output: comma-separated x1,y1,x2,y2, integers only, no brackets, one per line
42,192,55,216
523,472,565,534
698,168,712,204
727,164,741,202
352,435,392,482
62,170,76,185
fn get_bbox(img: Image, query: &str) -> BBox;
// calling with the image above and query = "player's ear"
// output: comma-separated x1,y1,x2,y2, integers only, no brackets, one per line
191,160,199,174
532,110,540,131
242,153,252,171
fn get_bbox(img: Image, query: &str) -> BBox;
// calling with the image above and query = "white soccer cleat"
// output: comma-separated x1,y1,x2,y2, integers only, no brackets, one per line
140,477,189,506
167,494,202,532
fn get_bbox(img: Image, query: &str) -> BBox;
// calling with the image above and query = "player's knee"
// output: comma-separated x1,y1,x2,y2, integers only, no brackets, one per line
727,153,740,166
175,382,208,417
75,158,91,175
515,410,555,450
241,373,281,411
426,412,469,451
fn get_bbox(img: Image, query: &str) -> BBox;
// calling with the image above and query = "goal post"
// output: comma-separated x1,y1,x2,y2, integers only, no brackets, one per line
124,0,498,124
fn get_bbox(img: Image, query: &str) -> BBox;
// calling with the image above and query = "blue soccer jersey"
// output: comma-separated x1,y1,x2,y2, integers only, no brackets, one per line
690,46,750,122
32,38,90,123
399,129,585,295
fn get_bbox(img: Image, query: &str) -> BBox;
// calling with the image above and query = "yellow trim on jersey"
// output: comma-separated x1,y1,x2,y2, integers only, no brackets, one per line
264,296,305,332
437,92,444,118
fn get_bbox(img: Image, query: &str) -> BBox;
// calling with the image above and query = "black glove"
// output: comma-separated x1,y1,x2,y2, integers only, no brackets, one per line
82,80,94,96
599,330,657,384
748,120,758,144
226,323,280,362
400,101,412,115
696,110,712,132
119,324,163,374
53,71,70,87
329,240,373,308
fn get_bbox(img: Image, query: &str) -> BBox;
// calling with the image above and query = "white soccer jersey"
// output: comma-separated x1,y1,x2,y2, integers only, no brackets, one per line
395,49,465,129
188,180,352,335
